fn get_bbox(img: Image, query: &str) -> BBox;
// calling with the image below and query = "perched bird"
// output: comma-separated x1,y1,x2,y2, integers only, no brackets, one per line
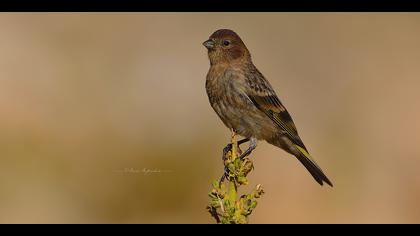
203,29,332,186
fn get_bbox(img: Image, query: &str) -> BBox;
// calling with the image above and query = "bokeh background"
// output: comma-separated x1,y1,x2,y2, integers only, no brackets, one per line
1,13,420,223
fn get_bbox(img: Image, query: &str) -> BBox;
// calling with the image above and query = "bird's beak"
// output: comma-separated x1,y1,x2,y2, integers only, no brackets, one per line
202,39,215,49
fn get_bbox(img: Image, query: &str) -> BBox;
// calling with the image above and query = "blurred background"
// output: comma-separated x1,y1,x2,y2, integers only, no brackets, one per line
0,13,420,223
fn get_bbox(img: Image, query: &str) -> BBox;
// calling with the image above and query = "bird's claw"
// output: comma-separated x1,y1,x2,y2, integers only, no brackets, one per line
239,150,251,160
220,143,233,186
238,138,257,160
219,166,229,186
222,143,232,161
219,138,252,186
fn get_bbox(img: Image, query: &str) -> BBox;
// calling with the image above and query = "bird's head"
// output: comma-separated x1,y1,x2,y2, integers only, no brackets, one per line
203,29,251,65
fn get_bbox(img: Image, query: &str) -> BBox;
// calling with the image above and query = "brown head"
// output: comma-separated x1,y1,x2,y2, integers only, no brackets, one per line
203,29,251,65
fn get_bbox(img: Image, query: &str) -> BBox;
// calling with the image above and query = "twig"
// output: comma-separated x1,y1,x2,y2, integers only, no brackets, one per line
207,132,264,224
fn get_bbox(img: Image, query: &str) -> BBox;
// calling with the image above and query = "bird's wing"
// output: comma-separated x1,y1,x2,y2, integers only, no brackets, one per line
245,72,307,150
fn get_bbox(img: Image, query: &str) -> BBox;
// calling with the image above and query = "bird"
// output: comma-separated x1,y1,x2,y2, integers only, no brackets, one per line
203,29,333,187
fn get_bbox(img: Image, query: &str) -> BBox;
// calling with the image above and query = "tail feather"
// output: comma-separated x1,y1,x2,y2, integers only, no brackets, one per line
294,145,333,187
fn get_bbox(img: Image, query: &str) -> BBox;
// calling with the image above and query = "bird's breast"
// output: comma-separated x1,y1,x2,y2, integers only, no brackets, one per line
205,66,276,139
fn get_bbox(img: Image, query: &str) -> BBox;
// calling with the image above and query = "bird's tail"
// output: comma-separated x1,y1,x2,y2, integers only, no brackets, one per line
294,145,333,187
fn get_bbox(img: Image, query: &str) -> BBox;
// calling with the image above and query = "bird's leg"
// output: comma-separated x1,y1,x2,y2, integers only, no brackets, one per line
219,172,227,185
239,137,257,160
237,138,250,155
222,143,232,161
236,138,249,155
220,145,231,184
238,138,250,145
221,138,250,161
220,135,250,184
220,138,250,184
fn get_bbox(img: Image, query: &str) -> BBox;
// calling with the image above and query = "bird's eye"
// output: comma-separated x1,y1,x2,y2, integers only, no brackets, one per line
223,40,231,46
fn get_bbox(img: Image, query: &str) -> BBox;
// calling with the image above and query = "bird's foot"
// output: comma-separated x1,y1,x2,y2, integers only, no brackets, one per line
219,167,229,186
222,143,232,161
219,138,251,186
220,143,232,186
239,138,257,160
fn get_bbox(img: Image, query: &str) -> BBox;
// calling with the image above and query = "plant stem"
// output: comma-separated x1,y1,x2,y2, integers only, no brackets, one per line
228,131,238,206
207,130,264,224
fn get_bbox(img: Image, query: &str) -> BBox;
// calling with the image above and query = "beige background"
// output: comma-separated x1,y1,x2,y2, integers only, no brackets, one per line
0,13,420,223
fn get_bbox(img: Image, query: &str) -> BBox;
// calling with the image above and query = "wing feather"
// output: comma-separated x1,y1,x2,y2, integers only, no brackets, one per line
244,69,306,150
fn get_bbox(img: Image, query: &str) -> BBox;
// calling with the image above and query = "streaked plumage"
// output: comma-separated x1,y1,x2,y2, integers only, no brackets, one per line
203,29,332,186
